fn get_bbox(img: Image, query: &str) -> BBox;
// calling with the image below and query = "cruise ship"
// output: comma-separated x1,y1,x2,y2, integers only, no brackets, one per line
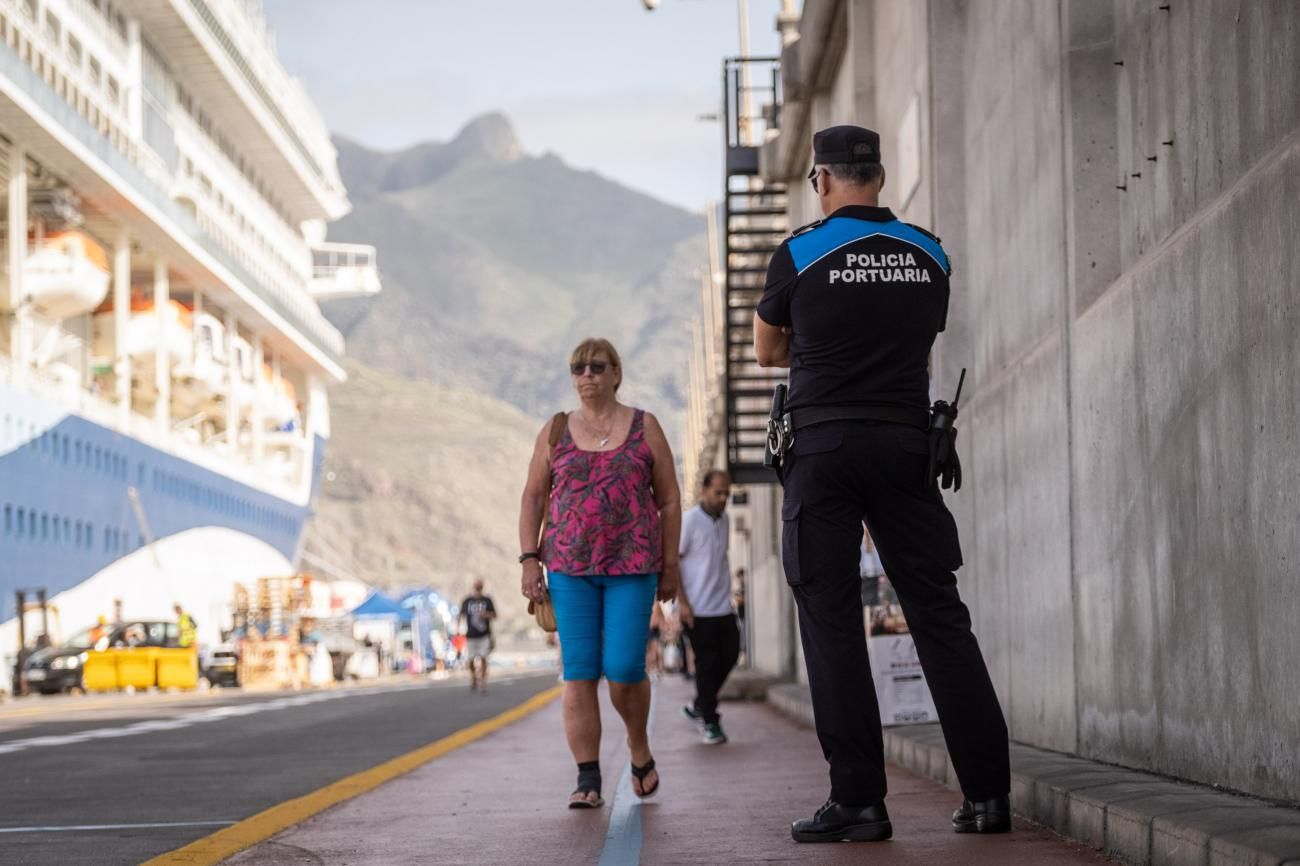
0,0,379,682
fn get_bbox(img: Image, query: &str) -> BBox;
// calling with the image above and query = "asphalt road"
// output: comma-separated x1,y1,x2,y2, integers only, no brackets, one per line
0,672,558,865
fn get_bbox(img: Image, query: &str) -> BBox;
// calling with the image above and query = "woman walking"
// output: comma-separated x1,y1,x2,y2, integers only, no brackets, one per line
519,338,682,808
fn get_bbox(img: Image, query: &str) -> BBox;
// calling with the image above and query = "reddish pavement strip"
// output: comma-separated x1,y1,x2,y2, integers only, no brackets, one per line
225,677,1115,865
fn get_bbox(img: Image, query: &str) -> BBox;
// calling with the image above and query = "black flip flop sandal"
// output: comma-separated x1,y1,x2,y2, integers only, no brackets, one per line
631,759,658,798
569,762,604,809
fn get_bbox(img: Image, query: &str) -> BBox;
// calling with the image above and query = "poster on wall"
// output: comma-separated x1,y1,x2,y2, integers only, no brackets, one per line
862,539,938,726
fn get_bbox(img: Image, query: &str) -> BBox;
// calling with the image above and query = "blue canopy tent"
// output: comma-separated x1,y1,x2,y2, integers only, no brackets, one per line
349,592,410,670
351,592,411,624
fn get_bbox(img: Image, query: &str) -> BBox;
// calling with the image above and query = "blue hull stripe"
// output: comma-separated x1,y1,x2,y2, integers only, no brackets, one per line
0,384,321,604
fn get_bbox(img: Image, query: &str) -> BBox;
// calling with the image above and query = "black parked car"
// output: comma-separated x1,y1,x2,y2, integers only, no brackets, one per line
21,621,180,695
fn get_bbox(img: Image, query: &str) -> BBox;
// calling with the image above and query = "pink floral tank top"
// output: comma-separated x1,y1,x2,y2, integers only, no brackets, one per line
542,409,663,576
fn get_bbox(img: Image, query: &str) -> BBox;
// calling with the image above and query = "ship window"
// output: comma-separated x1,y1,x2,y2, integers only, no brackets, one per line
88,56,101,86
85,522,93,548
74,520,82,546
43,10,59,41
3,505,10,535
15,508,23,538
41,513,49,541
61,436,69,463
67,34,81,66
63,517,70,540
52,517,60,544
138,463,145,486
75,440,82,465
20,0,34,22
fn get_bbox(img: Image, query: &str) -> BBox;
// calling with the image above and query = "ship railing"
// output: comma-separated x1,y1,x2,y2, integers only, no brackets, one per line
183,0,344,198
309,242,381,299
63,0,129,62
0,353,310,500
1,0,137,161
169,105,309,274
0,28,346,368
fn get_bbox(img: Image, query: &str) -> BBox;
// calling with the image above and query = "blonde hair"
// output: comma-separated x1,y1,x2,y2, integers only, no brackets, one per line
569,337,623,392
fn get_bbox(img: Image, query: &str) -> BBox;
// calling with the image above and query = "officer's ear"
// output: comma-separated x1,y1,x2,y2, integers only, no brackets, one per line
877,165,887,193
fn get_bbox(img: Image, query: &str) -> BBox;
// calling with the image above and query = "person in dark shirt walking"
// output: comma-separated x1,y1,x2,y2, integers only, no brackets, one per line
458,580,497,693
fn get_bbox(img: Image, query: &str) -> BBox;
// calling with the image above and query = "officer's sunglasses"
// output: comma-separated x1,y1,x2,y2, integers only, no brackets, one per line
808,166,821,192
570,361,609,375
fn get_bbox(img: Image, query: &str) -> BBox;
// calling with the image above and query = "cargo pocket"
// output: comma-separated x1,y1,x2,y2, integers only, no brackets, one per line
781,498,805,587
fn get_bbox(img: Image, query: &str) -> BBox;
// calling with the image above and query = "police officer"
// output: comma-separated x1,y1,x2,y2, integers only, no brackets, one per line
753,125,1011,843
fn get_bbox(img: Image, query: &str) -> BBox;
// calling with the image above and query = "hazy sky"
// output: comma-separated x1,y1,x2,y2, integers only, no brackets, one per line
262,0,786,213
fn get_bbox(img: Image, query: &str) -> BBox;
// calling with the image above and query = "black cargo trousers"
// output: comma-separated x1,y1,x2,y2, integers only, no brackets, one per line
780,419,1010,806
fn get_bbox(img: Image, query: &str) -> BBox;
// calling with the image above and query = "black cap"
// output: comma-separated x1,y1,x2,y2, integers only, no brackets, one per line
812,125,881,165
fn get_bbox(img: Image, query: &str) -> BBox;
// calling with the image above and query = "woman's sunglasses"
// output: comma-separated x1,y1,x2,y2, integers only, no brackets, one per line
570,361,608,375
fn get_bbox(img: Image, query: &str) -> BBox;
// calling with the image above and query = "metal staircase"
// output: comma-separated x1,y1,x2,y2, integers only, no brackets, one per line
721,57,787,483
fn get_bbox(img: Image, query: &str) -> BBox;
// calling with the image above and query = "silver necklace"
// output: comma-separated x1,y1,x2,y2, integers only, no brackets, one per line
580,409,616,448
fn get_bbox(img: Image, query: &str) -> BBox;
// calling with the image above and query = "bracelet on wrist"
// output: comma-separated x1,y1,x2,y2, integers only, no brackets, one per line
519,551,541,564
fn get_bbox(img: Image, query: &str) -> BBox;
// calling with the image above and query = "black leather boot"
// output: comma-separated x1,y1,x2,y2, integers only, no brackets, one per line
791,799,892,842
952,795,1012,833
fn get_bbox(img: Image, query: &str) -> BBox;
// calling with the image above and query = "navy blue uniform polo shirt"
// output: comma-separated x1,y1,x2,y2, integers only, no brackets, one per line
756,204,951,413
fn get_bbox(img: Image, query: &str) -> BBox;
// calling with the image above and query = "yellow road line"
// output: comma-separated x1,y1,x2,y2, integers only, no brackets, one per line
141,684,562,866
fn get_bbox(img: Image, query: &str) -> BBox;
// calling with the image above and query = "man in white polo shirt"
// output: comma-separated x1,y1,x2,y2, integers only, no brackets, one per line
679,469,740,745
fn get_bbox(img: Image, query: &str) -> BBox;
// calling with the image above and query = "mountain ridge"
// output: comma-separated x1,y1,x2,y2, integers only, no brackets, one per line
309,113,707,617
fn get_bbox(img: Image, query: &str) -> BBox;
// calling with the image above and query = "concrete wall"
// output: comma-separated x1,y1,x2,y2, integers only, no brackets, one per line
930,0,1300,800
929,0,1080,757
748,0,1300,801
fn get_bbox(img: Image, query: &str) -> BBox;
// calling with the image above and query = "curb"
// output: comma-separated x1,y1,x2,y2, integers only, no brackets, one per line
766,682,1300,865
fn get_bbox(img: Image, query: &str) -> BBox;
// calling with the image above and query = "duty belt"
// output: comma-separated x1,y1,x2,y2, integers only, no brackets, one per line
785,405,929,433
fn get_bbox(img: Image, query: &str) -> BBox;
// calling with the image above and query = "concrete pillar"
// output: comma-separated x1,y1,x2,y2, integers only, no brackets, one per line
272,353,288,433
113,229,131,426
6,144,26,375
153,260,169,437
125,20,144,141
251,338,264,463
224,312,238,451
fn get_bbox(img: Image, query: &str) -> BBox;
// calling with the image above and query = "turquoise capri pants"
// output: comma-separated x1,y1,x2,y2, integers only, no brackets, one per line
548,572,659,683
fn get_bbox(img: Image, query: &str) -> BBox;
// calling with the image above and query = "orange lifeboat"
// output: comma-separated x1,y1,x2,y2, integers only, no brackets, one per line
1,231,111,319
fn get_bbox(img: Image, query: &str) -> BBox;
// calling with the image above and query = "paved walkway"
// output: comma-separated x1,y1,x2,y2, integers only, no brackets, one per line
225,677,1114,865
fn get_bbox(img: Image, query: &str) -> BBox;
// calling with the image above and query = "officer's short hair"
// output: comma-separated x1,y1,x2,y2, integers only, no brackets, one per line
823,161,884,187
569,337,623,392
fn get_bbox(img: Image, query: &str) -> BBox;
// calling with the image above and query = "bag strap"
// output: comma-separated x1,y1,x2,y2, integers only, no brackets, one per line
535,412,569,558
548,411,568,450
